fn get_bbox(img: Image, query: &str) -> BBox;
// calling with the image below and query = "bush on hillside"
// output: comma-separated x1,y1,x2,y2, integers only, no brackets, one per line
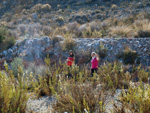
115,86,150,113
53,85,106,113
0,63,29,113
32,4,51,13
89,21,101,32
108,26,133,37
62,34,76,51
0,26,15,52
41,4,51,12
42,26,52,36
116,47,139,65
67,21,79,32
17,23,43,38
26,62,47,76
98,62,131,90
98,42,108,59
135,30,150,38
11,57,24,77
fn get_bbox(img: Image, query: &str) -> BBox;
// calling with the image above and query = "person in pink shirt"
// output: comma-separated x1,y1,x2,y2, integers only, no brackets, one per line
91,52,99,77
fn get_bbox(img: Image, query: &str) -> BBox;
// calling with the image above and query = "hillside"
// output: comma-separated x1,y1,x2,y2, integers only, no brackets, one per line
0,1,150,113
0,0,150,51
0,0,150,40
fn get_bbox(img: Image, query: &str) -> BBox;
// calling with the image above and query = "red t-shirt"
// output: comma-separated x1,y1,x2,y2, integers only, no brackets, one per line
67,57,74,66
91,57,98,69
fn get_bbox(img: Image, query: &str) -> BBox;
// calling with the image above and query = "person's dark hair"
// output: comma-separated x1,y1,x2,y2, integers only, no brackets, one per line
69,50,74,57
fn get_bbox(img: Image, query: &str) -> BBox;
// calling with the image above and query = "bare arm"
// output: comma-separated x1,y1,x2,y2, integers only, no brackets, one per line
96,54,100,61
73,56,75,64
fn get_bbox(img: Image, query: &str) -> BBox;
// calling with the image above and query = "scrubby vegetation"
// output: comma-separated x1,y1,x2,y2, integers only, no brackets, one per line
0,57,150,112
11,57,24,77
0,0,150,112
1,0,150,40
0,63,29,113
0,26,15,52
117,47,139,65
98,42,108,59
61,34,76,51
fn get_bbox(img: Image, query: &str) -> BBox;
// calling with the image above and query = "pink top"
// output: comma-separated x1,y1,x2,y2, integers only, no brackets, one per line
91,57,98,69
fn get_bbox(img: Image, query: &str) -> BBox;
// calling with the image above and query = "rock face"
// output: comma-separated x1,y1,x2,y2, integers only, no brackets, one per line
0,37,150,68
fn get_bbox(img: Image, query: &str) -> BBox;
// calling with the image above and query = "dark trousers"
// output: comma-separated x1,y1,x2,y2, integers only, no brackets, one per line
67,66,72,78
91,69,98,77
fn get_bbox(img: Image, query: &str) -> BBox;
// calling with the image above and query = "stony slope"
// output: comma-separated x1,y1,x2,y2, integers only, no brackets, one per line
1,0,150,40
0,36,149,69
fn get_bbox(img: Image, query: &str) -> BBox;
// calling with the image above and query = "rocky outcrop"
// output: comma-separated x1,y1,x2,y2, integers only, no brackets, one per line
0,36,150,69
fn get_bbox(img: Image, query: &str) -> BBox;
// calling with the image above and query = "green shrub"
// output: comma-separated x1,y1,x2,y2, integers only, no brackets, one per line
0,26,6,43
11,57,24,77
33,58,62,97
117,47,139,65
135,65,149,83
98,42,108,59
26,63,47,76
0,63,29,113
62,34,76,51
98,62,131,90
0,26,15,52
115,85,150,113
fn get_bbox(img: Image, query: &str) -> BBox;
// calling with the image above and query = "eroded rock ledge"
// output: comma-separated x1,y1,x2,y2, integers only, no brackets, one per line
0,36,150,68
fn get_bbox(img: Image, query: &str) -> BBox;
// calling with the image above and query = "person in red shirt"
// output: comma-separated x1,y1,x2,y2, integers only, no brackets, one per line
91,52,99,77
66,50,75,78
67,50,75,67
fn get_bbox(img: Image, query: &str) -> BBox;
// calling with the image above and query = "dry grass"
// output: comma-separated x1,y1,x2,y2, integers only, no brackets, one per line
45,14,150,38
108,25,133,37
53,84,106,113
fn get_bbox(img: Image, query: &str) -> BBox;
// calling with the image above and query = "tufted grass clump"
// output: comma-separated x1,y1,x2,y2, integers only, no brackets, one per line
108,26,133,37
